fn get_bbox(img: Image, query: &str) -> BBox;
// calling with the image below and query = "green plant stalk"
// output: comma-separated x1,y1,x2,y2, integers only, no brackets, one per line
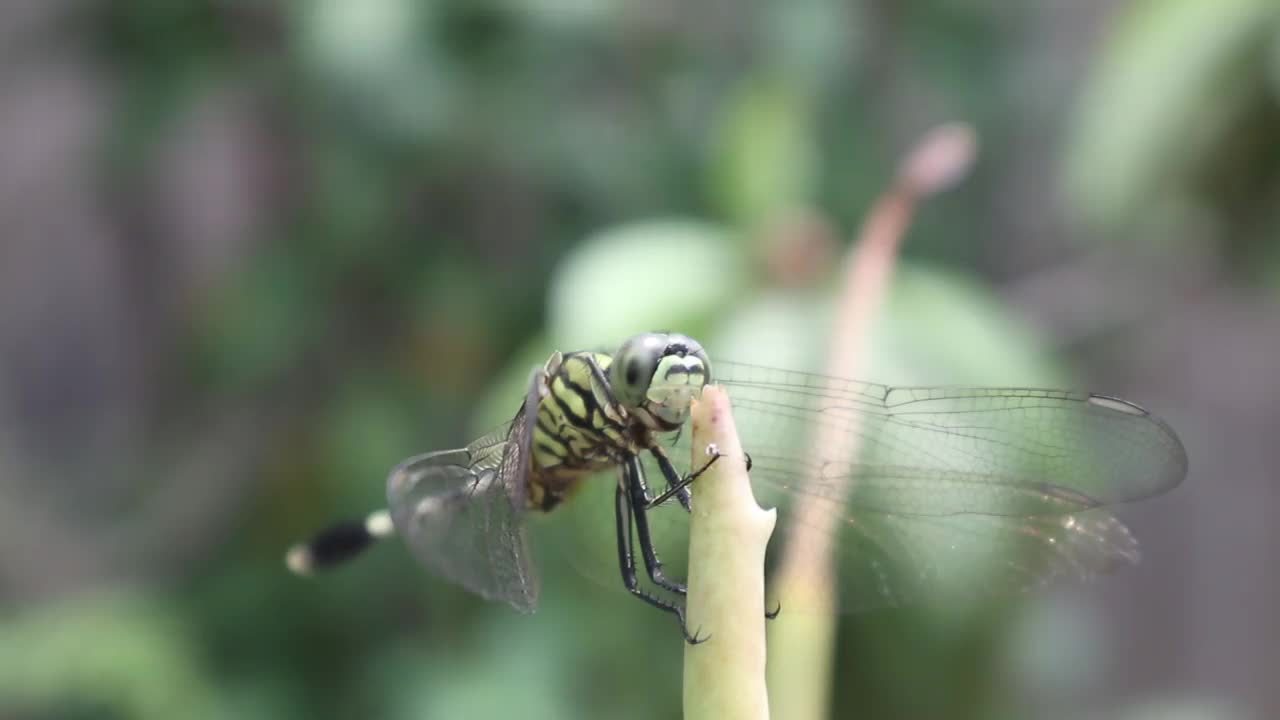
683,385,777,720
763,589,837,720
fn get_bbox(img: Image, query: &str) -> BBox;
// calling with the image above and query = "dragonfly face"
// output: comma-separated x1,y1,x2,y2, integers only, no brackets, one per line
286,330,1188,645
608,332,711,430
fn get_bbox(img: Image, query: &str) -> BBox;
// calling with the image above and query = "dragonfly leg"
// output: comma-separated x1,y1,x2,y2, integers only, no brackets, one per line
645,447,723,511
642,451,780,621
615,482,707,645
647,444,694,511
626,456,688,596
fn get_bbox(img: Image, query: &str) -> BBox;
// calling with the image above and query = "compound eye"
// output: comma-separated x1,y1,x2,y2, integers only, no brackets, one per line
622,351,659,395
611,334,665,406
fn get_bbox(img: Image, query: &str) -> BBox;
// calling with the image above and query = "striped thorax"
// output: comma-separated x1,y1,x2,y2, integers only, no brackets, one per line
526,333,712,510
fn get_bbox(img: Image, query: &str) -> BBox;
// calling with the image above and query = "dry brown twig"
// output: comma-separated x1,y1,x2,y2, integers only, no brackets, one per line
677,124,976,719
766,124,978,720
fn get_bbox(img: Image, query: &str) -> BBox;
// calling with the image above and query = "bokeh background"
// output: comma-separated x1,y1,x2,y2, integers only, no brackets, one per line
3,0,1279,718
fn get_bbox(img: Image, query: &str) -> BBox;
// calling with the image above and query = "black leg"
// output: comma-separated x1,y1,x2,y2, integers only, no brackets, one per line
614,481,706,644
646,447,724,510
643,450,780,624
626,455,687,596
648,444,694,512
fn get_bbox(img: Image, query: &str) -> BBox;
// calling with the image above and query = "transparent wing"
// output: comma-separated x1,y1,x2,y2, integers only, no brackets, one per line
777,499,1142,611
386,417,540,613
713,361,1186,517
660,361,1188,611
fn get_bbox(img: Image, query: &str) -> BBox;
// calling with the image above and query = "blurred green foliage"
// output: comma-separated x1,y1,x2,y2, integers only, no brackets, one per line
6,0,1278,718
1063,0,1280,265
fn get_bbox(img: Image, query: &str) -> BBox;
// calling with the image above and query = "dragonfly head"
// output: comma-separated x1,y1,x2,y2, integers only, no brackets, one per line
610,332,711,429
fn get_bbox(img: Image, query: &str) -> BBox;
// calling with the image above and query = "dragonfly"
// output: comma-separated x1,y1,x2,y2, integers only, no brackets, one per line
285,331,1187,643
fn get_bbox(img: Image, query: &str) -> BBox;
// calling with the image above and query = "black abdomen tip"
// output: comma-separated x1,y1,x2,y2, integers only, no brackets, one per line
287,521,376,574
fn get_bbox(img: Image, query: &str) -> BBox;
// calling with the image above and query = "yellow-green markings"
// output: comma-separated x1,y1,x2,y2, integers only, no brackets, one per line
527,351,633,511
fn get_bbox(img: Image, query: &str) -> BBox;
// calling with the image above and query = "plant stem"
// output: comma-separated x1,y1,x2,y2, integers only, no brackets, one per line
766,123,977,719
683,385,777,720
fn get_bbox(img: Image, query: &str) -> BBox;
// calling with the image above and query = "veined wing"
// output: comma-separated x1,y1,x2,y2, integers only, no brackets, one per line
386,418,540,613
695,361,1187,610
713,361,1186,518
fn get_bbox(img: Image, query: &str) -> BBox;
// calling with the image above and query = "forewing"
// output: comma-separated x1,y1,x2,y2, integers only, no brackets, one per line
386,414,540,613
696,361,1187,611
714,361,1186,516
